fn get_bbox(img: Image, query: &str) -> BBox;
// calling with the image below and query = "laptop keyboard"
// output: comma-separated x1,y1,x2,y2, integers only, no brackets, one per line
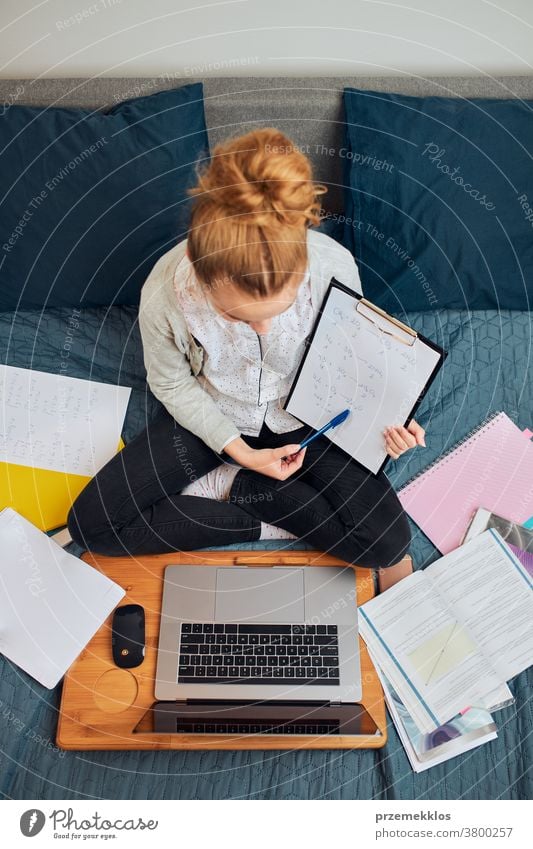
174,719,340,735
178,623,340,685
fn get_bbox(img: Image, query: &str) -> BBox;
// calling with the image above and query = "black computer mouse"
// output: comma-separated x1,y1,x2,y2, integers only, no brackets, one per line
112,604,145,668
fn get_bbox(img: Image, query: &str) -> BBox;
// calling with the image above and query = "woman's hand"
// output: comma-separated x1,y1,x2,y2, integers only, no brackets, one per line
224,437,306,480
383,419,426,460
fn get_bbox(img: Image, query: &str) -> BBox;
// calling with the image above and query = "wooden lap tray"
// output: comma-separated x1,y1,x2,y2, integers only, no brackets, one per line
57,550,387,750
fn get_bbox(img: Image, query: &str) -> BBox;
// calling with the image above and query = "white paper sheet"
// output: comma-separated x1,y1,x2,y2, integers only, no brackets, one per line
0,508,124,688
360,570,503,733
285,286,442,473
427,529,533,683
0,364,131,476
360,530,532,732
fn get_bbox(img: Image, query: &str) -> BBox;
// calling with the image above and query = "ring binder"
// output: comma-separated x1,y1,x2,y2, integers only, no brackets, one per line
400,411,503,491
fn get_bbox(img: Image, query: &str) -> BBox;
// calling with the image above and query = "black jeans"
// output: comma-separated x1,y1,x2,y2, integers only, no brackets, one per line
67,407,411,568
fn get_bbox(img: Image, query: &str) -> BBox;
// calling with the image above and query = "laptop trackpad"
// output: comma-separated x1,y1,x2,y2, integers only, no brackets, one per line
215,568,305,623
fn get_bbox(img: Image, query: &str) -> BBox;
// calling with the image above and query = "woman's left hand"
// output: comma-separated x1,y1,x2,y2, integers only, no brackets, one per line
383,419,426,459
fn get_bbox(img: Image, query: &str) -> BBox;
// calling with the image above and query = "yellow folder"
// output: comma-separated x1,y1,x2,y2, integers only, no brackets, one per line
0,439,125,532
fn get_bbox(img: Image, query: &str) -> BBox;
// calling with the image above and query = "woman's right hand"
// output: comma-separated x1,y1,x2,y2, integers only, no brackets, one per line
224,438,306,481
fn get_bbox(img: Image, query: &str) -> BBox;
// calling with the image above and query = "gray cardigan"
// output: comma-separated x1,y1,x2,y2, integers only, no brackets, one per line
138,229,362,454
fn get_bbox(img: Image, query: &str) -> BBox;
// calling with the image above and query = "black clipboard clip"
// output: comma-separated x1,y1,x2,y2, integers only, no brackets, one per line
355,297,418,347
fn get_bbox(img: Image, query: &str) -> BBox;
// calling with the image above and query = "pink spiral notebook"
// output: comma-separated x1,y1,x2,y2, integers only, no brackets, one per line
398,411,533,554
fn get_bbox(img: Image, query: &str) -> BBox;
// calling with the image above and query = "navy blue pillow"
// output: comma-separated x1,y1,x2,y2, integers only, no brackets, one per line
0,83,208,309
342,88,533,311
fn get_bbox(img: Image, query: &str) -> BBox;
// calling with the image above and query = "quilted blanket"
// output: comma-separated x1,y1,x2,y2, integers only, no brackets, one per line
0,305,531,799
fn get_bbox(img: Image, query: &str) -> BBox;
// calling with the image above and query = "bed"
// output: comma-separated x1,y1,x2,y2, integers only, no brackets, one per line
0,75,531,800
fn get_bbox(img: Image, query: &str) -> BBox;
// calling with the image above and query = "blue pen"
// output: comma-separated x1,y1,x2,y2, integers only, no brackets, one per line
298,409,351,451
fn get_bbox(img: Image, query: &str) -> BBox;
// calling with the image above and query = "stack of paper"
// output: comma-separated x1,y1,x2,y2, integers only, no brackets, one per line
372,661,497,773
0,365,130,530
0,508,125,688
360,530,532,743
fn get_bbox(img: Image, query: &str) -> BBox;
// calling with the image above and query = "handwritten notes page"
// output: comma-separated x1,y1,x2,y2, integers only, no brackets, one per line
285,286,442,474
0,365,131,476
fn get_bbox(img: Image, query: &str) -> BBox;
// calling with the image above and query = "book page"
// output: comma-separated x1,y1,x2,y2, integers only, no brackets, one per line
285,285,442,473
359,570,504,733
371,655,497,773
0,364,131,476
427,529,533,682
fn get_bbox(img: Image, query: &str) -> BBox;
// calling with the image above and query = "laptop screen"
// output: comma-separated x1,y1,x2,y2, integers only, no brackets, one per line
134,701,380,737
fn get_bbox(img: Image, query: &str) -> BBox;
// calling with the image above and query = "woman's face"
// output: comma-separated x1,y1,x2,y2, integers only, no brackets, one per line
206,267,308,335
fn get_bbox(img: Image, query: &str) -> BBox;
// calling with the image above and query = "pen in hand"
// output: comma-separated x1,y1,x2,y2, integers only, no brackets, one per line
283,409,351,461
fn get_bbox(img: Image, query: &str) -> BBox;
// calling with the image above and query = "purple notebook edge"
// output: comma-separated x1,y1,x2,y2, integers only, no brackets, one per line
507,543,533,578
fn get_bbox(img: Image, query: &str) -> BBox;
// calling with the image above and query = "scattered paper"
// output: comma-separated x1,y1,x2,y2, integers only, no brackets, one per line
0,364,131,476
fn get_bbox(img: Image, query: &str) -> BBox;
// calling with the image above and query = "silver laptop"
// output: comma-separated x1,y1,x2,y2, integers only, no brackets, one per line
155,563,361,705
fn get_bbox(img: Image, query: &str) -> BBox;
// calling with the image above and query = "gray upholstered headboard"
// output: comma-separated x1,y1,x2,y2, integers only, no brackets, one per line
2,75,532,215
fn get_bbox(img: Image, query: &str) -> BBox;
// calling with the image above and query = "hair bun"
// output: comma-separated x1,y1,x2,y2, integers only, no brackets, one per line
190,128,326,228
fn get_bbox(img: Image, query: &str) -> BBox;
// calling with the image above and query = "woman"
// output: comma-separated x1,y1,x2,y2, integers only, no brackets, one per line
67,128,424,567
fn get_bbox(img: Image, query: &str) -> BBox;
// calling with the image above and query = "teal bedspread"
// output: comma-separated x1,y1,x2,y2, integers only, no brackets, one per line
0,305,531,799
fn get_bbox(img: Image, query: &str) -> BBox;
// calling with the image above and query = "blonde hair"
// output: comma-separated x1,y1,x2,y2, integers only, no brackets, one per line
186,128,327,297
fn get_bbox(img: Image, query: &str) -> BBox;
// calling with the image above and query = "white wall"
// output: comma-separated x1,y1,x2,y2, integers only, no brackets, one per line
1,0,532,78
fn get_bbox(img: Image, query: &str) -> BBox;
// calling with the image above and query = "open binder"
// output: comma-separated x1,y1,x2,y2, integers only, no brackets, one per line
284,278,447,475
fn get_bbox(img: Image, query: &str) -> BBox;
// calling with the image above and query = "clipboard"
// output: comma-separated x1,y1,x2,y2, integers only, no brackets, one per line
284,278,447,475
